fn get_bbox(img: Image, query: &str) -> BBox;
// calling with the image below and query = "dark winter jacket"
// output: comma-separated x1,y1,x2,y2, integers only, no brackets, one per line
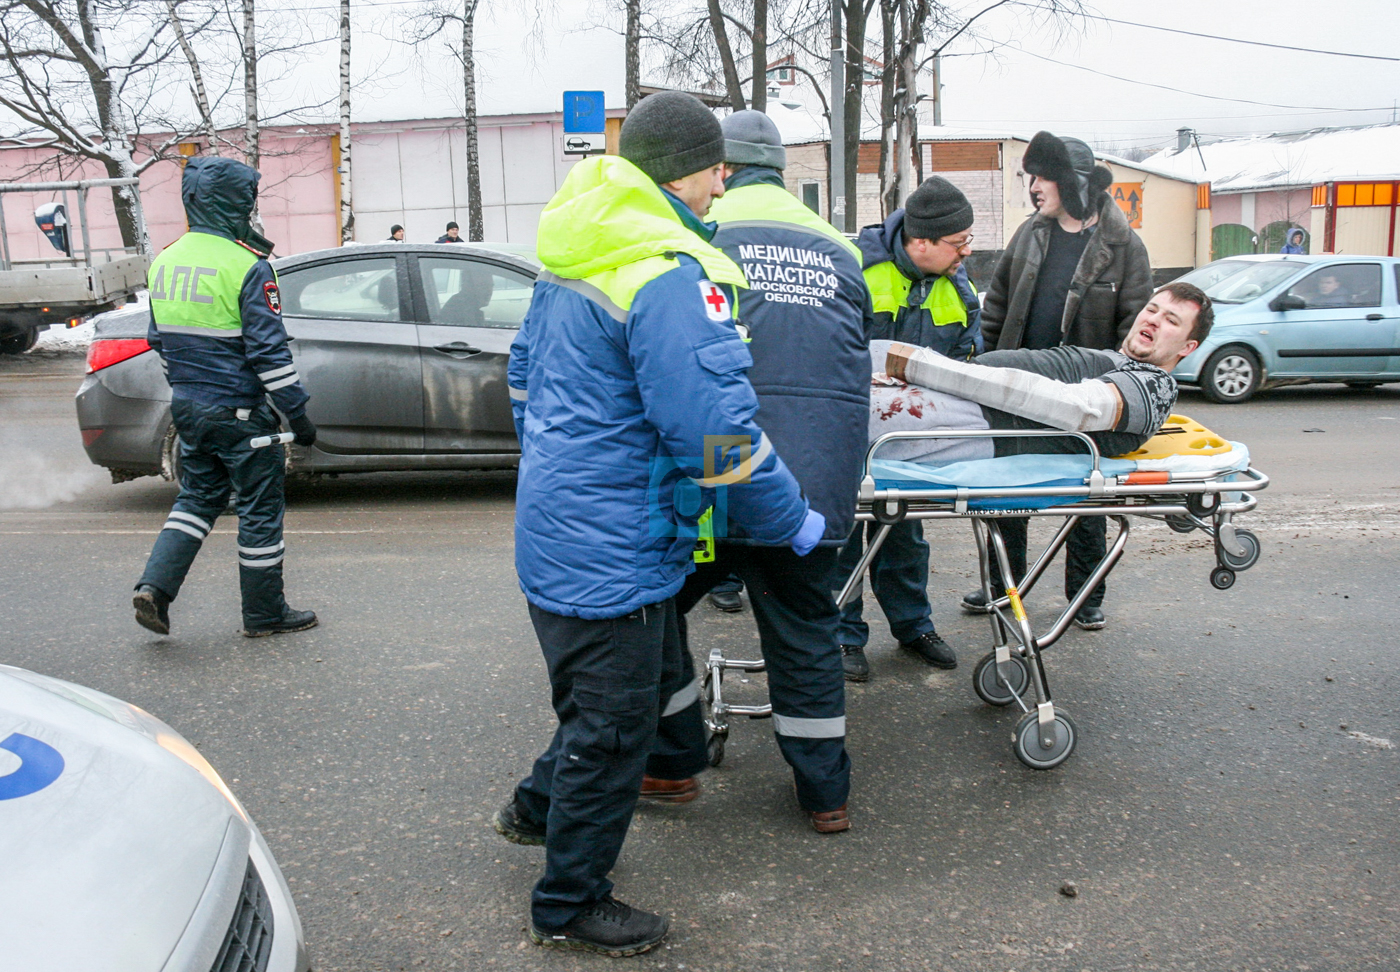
856,210,980,360
147,157,309,419
981,193,1152,353
709,170,874,545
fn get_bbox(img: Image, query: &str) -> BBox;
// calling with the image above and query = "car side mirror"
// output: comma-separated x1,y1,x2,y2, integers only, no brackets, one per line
1269,293,1306,312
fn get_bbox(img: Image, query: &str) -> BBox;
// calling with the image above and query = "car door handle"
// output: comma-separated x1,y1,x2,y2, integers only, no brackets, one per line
1366,313,1384,321
433,341,482,358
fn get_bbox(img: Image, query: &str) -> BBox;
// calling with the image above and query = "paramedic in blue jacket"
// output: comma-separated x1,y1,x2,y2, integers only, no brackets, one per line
131,156,318,638
643,110,871,834
836,176,981,681
494,92,824,958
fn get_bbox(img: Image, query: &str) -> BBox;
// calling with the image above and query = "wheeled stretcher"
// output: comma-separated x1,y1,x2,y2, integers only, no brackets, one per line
701,417,1269,772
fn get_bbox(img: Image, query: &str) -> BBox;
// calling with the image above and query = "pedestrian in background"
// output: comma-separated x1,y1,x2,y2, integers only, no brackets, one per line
386,224,404,241
964,130,1152,631
495,91,824,957
836,176,981,682
1281,228,1306,254
132,156,318,638
436,221,463,243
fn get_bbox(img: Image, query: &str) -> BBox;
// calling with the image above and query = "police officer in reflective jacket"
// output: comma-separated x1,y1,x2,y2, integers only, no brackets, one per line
650,110,873,833
132,156,318,638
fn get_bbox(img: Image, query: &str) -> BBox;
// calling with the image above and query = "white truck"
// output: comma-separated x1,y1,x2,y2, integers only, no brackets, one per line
0,177,150,353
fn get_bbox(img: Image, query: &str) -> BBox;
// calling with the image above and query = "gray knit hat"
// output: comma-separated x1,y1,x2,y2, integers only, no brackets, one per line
721,110,786,170
620,91,726,184
902,176,974,241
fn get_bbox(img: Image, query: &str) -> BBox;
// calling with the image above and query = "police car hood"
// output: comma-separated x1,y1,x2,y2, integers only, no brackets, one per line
534,154,744,287
0,666,244,971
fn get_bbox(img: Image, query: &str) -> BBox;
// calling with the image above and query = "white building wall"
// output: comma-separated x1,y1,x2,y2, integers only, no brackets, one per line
351,117,582,246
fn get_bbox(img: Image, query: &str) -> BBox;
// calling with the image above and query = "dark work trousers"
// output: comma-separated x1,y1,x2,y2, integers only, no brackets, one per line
662,545,851,814
833,520,936,648
985,516,1107,609
513,599,707,931
137,397,290,627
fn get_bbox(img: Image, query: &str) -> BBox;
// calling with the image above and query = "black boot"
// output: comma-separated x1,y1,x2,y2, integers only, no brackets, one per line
243,605,318,638
961,589,991,613
133,585,171,635
530,895,669,956
492,797,546,846
840,644,869,682
900,632,958,669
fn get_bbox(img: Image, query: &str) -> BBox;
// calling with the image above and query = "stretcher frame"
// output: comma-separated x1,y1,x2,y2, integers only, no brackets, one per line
831,427,1269,769
700,427,1269,770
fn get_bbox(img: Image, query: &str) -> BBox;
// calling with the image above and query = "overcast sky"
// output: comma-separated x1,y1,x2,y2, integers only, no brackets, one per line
330,0,1399,151
9,0,1393,151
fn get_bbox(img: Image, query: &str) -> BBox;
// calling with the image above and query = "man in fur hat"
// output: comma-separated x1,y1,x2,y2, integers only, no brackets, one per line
963,131,1153,631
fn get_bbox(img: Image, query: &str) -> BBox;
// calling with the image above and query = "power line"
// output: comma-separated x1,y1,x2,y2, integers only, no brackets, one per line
1082,13,1400,63
1011,46,1392,114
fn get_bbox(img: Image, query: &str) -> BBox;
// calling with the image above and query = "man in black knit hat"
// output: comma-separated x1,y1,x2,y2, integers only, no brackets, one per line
496,90,823,957
963,130,1153,631
836,175,982,682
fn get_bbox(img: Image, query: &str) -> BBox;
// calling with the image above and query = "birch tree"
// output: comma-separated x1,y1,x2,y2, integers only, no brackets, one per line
165,0,217,152
338,0,352,243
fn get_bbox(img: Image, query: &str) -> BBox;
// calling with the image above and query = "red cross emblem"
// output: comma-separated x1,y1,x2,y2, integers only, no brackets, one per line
698,281,730,321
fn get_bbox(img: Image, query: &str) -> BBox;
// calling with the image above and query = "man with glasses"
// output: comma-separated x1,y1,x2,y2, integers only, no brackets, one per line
836,176,981,682
964,131,1152,632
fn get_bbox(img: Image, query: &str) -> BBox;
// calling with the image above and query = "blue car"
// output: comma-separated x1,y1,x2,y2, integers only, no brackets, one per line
1171,254,1400,403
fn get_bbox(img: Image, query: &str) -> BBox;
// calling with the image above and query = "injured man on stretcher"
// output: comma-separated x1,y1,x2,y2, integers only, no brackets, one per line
869,281,1215,462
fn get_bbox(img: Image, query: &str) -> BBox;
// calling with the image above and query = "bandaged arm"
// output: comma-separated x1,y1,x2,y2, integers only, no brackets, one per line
885,342,1123,432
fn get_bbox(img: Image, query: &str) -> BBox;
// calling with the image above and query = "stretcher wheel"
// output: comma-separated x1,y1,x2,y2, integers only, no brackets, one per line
1165,515,1195,534
1012,709,1077,770
1186,491,1220,518
1218,529,1260,571
706,732,727,767
973,651,1029,707
1210,567,1236,590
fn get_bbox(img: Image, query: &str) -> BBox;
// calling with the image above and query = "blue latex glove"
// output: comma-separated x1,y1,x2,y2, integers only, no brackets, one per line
789,508,826,557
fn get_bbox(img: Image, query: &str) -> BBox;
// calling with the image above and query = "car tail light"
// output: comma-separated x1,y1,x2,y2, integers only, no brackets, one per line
86,338,150,374
81,429,104,447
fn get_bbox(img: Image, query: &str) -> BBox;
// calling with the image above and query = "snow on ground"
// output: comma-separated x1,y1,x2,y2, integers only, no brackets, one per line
33,292,146,354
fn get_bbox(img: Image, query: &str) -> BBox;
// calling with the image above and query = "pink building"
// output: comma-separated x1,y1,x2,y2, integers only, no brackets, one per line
0,111,613,262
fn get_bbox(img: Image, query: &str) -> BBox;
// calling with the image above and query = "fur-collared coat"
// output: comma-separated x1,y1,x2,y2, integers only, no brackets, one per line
980,193,1153,353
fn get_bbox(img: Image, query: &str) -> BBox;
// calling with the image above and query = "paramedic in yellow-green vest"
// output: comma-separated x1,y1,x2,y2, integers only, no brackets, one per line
132,156,318,639
497,92,822,957
836,176,982,682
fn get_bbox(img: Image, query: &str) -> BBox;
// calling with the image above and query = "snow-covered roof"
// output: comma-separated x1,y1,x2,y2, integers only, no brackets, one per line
1143,124,1400,193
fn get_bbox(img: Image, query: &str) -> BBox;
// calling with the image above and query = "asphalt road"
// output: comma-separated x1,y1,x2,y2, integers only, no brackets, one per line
2,350,1398,971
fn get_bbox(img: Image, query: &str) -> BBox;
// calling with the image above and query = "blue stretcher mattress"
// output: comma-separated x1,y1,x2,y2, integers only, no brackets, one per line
870,444,1249,511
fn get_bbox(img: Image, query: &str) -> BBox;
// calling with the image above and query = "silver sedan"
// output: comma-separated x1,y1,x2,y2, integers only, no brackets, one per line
75,242,537,482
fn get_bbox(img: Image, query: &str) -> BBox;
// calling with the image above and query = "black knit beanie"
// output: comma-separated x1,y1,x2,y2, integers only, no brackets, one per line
620,91,726,185
901,176,975,241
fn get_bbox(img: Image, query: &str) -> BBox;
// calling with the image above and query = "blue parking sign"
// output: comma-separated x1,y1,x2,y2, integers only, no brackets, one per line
563,91,606,133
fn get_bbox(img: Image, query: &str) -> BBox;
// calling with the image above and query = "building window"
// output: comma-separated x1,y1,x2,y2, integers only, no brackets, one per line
800,181,820,213
1335,182,1397,207
767,66,794,84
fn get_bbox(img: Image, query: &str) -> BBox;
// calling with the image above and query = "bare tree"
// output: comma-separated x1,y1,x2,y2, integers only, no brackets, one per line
0,0,219,250
407,0,484,241
749,0,766,111
240,0,257,168
165,0,217,152
705,0,746,111
338,0,352,243
625,0,641,108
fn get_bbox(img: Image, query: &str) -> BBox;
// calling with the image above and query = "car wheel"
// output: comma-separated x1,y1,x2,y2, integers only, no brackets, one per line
1201,346,1262,404
0,329,38,354
1345,381,1384,390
